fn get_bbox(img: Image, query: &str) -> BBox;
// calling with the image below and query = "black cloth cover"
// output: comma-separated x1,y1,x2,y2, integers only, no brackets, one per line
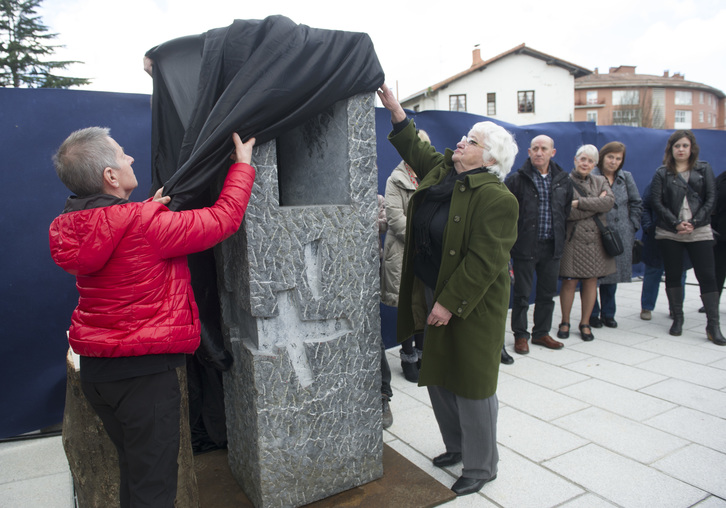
146,15,385,210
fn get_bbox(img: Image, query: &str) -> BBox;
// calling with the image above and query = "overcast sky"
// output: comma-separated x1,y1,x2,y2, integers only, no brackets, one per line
38,0,726,101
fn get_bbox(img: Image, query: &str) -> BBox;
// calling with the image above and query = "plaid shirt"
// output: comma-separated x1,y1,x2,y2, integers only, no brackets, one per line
531,169,553,240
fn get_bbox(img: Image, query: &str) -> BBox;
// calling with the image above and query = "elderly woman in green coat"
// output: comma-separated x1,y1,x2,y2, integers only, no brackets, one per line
378,84,519,497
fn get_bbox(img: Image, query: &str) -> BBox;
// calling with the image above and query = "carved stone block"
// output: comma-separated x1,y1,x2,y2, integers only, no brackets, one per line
217,93,383,508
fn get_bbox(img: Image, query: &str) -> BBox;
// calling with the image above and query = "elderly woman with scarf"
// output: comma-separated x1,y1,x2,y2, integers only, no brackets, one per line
377,84,519,497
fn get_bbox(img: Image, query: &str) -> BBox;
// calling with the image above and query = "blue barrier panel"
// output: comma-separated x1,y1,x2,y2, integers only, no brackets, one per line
0,89,152,438
2,90,724,434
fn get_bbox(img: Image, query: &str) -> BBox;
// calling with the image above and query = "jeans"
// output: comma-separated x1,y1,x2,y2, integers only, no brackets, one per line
592,283,617,319
511,240,559,340
641,265,687,311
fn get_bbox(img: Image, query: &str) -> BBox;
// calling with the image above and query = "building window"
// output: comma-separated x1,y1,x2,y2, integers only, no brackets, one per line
674,110,692,129
612,109,640,127
675,91,692,105
700,92,704,104
449,94,466,112
517,91,534,113
708,95,713,106
413,105,420,113
699,111,704,123
612,90,639,106
586,91,598,105
586,111,598,123
487,93,496,116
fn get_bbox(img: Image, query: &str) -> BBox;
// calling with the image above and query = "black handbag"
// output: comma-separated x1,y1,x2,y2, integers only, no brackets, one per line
571,179,625,257
593,215,624,257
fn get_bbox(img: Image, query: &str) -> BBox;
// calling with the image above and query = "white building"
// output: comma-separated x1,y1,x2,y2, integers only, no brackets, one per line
401,44,592,125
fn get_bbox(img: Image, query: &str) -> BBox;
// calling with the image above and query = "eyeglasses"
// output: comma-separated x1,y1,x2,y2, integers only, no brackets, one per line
461,136,484,149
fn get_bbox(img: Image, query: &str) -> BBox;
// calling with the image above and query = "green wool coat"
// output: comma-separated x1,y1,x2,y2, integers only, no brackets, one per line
390,121,519,400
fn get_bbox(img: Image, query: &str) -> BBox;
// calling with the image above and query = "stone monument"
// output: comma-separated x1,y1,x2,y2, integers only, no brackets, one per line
62,348,199,507
216,92,383,508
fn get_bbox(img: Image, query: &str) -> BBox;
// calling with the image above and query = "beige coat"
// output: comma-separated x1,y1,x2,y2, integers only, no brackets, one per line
559,172,617,279
381,161,418,307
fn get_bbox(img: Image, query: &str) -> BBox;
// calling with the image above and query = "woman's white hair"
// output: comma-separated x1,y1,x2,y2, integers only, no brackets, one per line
469,121,518,181
575,144,599,164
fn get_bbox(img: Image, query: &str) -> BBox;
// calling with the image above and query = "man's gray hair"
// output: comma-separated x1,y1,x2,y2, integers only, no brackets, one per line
470,121,519,181
575,144,599,164
53,127,117,197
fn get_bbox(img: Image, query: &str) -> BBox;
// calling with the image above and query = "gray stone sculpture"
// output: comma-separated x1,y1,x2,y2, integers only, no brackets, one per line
216,93,383,508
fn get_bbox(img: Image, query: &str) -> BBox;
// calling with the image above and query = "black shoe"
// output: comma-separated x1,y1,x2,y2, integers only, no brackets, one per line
451,475,497,496
433,452,462,467
500,346,514,365
590,316,603,328
557,322,570,339
401,361,419,383
579,323,594,341
602,317,618,328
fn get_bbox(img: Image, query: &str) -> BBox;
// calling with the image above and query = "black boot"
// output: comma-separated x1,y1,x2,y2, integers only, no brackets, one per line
500,346,514,365
701,292,726,345
666,287,684,336
400,349,419,382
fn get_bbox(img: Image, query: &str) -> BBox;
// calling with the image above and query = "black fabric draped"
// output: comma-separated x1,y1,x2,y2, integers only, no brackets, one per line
144,16,384,450
146,15,385,210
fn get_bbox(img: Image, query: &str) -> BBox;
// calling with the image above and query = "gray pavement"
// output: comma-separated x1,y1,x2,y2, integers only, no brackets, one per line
2,278,725,507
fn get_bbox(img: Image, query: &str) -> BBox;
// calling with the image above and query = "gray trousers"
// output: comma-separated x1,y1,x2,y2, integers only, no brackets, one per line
423,285,499,480
428,386,499,480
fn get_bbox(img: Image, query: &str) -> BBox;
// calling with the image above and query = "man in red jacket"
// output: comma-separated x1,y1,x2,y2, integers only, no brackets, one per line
49,127,256,508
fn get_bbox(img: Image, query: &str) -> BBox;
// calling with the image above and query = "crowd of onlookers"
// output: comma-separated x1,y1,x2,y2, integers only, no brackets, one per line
381,127,725,377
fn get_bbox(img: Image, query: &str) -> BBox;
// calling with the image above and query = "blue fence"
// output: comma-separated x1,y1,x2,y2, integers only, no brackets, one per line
1,89,724,437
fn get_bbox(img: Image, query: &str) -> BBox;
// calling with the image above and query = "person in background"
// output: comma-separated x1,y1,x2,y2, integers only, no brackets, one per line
378,83,518,497
557,145,615,342
377,194,395,428
591,142,642,328
712,171,726,309
49,128,256,507
381,130,431,382
650,130,724,344
506,135,573,354
639,183,689,320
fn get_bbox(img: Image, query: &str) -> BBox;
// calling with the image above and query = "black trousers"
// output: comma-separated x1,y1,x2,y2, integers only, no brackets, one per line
715,241,726,298
511,240,559,340
82,369,181,508
658,239,718,293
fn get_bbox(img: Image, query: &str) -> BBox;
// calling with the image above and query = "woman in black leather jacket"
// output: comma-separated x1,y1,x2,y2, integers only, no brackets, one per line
650,130,724,345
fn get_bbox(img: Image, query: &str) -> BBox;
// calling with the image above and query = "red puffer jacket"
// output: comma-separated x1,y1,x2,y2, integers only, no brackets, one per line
49,162,255,358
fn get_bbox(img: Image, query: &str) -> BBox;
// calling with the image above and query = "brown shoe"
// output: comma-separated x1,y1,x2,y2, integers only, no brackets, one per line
531,335,564,350
514,337,529,355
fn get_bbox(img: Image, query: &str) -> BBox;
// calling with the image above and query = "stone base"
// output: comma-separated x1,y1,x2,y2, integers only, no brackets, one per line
61,348,199,507
195,444,455,508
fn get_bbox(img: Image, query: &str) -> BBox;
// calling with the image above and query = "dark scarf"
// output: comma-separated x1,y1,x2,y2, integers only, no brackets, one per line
413,166,488,288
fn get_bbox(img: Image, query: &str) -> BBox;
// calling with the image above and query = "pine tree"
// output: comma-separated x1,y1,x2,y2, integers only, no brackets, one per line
0,0,90,88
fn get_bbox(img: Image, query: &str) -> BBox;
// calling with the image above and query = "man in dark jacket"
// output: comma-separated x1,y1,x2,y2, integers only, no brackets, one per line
505,135,573,354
